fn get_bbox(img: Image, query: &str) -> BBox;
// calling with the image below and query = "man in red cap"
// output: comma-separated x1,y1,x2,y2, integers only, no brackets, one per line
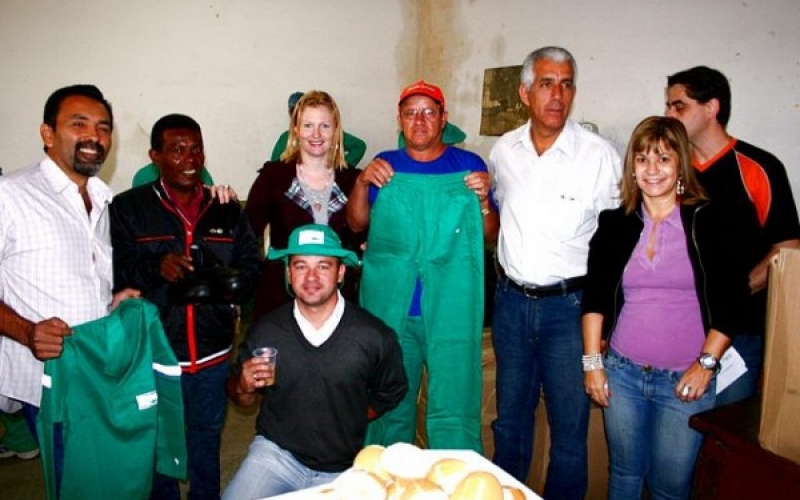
347,80,498,452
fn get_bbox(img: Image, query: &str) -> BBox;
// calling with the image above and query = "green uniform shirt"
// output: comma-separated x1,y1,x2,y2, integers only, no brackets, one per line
37,298,186,500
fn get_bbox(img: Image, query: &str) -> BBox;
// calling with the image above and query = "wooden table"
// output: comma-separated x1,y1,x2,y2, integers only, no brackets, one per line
690,396,800,499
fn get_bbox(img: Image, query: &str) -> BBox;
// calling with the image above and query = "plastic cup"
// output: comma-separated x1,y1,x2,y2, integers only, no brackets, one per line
252,347,278,386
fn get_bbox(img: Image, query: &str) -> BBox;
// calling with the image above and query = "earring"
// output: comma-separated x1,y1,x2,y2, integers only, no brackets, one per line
631,172,636,179
677,177,685,196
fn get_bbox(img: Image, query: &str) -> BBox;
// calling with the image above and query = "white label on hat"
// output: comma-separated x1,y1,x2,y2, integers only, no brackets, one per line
298,229,325,245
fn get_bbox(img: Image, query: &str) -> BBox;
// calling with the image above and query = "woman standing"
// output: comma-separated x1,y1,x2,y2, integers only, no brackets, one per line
245,91,361,321
582,116,740,500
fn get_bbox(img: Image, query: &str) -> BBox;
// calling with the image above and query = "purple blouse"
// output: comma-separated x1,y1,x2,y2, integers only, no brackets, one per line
610,207,706,371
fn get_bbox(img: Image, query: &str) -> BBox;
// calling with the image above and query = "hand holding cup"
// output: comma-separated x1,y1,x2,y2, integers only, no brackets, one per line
251,347,278,387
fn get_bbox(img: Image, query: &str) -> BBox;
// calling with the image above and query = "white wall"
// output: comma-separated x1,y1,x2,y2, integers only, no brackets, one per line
1,0,799,205
427,0,800,203
0,0,413,193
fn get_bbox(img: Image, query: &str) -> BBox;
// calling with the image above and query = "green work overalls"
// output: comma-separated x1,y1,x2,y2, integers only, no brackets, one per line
361,172,484,452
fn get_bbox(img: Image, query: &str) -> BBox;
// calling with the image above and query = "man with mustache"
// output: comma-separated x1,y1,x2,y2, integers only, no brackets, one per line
348,80,499,453
0,84,140,490
488,47,621,500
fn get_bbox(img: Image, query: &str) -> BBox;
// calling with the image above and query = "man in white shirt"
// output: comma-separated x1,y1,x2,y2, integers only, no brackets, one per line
0,84,138,489
488,47,621,500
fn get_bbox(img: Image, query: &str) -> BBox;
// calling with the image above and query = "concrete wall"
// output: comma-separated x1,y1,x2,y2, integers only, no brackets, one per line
1,0,798,205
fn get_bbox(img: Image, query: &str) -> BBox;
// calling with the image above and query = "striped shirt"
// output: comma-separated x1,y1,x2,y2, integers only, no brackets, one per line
0,157,113,406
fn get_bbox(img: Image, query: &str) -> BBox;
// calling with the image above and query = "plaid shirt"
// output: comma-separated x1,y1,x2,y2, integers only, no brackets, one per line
284,177,348,215
0,158,113,407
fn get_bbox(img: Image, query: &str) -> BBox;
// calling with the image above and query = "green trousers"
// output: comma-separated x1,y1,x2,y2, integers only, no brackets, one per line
0,409,37,453
361,172,484,452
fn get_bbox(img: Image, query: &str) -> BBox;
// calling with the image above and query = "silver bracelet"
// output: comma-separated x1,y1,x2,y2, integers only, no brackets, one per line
582,353,604,372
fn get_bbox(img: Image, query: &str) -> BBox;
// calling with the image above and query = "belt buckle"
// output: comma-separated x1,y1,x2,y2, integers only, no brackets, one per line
523,285,543,299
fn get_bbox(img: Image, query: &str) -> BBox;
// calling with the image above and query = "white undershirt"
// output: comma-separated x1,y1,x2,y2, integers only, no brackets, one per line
292,291,345,347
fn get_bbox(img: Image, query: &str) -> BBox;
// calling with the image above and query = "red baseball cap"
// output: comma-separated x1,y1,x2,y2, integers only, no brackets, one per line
398,80,445,110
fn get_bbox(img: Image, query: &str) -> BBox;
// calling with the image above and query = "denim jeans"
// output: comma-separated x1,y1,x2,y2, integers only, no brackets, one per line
491,280,588,500
151,361,228,500
221,435,340,500
715,334,763,407
604,350,715,500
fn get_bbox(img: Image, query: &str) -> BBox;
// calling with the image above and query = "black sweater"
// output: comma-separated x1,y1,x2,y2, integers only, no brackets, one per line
240,301,408,472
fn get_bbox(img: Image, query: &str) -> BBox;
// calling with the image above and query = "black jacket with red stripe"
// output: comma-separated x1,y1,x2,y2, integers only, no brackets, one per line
110,181,263,372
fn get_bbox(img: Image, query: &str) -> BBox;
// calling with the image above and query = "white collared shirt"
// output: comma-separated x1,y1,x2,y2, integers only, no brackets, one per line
293,291,346,347
0,157,114,406
489,119,622,286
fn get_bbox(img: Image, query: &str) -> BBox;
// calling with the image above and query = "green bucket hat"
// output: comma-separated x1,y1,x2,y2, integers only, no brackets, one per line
267,224,359,267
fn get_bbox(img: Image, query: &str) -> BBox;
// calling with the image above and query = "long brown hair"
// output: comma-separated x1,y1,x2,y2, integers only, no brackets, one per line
281,90,346,170
620,116,707,214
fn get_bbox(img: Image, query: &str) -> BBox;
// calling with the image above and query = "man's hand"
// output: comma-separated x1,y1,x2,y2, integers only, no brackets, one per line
207,184,239,204
464,171,491,203
358,158,395,188
238,356,274,393
110,288,141,311
27,318,72,361
159,253,195,282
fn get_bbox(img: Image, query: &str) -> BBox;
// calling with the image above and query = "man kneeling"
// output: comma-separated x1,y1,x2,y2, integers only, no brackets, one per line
222,224,408,499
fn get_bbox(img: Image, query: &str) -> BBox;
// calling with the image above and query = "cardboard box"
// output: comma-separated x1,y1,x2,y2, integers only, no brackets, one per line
759,248,800,463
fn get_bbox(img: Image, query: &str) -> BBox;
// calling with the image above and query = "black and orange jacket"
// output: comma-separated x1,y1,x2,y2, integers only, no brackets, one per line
110,181,263,372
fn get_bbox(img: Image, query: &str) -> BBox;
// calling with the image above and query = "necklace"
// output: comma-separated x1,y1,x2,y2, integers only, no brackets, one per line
296,164,334,222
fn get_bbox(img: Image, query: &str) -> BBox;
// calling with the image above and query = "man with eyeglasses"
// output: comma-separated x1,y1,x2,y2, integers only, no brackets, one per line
347,80,498,452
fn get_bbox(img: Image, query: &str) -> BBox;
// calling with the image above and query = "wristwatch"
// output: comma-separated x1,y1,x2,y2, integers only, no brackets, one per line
697,353,720,372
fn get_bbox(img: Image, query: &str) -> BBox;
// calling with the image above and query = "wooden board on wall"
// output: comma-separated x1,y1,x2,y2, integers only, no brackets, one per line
480,65,529,137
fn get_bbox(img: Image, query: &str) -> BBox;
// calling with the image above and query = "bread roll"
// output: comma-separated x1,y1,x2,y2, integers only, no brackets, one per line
353,445,391,481
502,485,526,500
449,470,504,500
425,457,471,494
379,442,429,479
386,477,447,500
331,468,387,500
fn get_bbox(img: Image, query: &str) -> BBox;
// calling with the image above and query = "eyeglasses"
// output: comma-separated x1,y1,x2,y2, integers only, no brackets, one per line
400,107,440,120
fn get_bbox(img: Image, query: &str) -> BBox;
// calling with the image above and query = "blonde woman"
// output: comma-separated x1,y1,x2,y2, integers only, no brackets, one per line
245,91,362,321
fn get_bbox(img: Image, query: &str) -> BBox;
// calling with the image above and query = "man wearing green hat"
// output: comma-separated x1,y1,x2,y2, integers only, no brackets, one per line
222,224,407,499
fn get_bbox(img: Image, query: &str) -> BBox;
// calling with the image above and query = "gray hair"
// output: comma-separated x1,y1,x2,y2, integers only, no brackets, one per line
520,46,577,90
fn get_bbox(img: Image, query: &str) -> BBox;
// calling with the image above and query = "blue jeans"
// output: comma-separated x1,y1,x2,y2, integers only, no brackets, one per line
604,350,715,500
491,280,588,500
715,334,763,407
151,361,228,500
221,435,340,500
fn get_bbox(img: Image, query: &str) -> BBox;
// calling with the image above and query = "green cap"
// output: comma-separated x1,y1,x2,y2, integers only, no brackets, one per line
267,224,359,267
288,91,304,111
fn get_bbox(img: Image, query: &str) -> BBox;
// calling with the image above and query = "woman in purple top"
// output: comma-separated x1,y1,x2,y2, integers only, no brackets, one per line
581,117,740,500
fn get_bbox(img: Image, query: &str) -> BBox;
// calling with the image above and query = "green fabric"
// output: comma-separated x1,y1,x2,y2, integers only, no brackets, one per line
0,409,37,453
360,172,484,452
270,130,367,167
131,163,214,188
37,299,187,500
397,122,467,148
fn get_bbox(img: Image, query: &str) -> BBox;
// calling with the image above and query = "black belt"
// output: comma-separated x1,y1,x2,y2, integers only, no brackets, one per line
502,275,585,299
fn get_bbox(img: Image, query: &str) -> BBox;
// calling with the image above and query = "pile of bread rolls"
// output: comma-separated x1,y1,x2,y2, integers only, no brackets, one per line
319,443,527,500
